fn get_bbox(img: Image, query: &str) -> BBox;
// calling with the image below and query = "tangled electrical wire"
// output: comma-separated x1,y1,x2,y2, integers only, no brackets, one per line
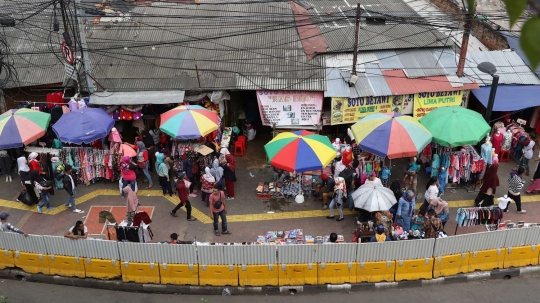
0,35,17,88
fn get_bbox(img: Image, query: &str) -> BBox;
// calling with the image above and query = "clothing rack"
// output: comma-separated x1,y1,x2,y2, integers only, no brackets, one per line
25,147,60,156
454,206,503,235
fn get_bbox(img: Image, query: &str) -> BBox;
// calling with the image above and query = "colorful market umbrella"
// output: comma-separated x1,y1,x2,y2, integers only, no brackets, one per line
160,105,219,140
351,112,432,159
264,130,336,172
52,108,114,144
419,106,490,147
119,144,137,158
0,108,51,149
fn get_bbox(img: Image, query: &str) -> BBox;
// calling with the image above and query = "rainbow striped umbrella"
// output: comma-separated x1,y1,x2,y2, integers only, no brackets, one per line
351,112,432,159
0,109,51,149
160,105,219,139
264,130,336,173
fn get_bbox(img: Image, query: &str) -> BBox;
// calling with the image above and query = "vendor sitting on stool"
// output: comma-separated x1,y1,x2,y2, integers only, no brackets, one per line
371,225,391,242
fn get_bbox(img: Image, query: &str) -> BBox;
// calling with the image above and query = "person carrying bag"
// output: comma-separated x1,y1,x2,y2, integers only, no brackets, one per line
208,185,231,236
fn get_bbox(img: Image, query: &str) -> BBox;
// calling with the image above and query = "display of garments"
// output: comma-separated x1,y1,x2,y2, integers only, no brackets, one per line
481,143,493,165
502,130,512,151
492,133,503,155
455,207,504,227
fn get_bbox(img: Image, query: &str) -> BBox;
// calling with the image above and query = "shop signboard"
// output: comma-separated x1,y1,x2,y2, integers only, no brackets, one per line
330,95,411,125
413,90,464,118
256,91,323,127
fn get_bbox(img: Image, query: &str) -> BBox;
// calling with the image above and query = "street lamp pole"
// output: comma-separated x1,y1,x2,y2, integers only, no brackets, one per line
477,61,498,123
484,74,499,123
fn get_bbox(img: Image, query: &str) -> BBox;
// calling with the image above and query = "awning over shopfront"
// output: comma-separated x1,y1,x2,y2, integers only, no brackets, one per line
89,91,185,105
472,85,540,111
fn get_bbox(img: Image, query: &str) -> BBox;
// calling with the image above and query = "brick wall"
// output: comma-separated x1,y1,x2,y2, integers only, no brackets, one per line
428,0,509,50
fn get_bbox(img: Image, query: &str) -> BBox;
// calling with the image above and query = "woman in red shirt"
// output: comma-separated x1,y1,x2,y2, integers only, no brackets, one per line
28,152,42,174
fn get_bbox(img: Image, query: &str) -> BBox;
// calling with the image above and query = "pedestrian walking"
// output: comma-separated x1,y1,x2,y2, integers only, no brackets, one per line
170,172,197,221
64,220,87,239
220,148,236,200
32,171,54,214
201,167,216,206
0,212,28,236
327,177,345,221
62,165,84,213
210,158,224,190
156,153,173,196
506,167,526,213
209,185,231,236
137,141,153,188
120,156,138,196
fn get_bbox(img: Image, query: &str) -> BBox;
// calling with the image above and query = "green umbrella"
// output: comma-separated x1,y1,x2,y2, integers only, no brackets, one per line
419,106,490,147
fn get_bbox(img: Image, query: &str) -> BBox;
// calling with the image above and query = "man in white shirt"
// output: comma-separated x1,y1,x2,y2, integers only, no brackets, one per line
519,134,535,176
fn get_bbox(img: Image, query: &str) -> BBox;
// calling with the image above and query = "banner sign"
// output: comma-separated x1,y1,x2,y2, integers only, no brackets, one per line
257,91,323,127
331,95,413,125
413,90,464,118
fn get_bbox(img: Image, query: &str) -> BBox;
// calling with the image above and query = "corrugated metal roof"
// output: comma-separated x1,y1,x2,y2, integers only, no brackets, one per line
84,2,325,92
383,69,479,94
307,0,449,52
464,51,540,86
1,0,65,88
324,47,469,97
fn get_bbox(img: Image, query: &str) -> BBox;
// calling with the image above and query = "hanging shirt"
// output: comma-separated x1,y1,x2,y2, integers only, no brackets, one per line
497,196,511,210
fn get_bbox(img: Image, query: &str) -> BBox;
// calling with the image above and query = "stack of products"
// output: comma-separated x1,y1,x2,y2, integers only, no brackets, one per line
255,230,345,244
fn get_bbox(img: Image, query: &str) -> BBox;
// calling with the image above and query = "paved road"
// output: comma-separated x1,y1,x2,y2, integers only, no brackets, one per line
0,276,538,303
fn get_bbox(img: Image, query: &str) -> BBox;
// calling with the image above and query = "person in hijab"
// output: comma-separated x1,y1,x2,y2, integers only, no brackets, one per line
475,155,500,207
28,152,42,175
429,197,450,227
171,172,197,221
221,152,236,200
123,185,139,225
210,158,224,190
396,190,415,231
120,156,137,197
201,167,216,206
17,156,30,176
137,141,153,188
156,153,172,196
161,148,175,192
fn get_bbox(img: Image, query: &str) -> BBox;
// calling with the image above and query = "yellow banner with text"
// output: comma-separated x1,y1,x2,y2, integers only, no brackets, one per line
413,90,464,118
330,95,414,125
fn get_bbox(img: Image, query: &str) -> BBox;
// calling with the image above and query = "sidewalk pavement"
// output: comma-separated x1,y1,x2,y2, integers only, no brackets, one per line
0,135,538,243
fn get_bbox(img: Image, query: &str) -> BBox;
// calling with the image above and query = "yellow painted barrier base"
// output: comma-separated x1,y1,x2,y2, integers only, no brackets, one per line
395,258,433,281
279,264,317,286
469,249,506,272
357,261,395,283
49,255,85,278
85,259,121,280
199,265,238,286
160,263,199,286
0,250,14,270
121,262,160,284
14,252,49,275
433,253,470,278
504,246,540,269
317,262,356,285
239,264,278,286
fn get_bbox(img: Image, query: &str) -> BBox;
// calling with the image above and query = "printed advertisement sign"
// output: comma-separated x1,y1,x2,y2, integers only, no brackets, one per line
331,95,411,125
257,91,323,127
413,90,464,118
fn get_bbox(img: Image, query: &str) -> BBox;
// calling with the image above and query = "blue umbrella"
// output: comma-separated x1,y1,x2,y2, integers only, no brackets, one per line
52,108,114,144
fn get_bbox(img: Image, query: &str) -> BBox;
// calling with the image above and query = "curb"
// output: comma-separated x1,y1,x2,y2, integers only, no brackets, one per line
1,266,539,295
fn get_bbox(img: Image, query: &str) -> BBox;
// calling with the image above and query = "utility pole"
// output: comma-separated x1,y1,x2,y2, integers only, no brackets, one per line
351,3,361,86
457,7,473,76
